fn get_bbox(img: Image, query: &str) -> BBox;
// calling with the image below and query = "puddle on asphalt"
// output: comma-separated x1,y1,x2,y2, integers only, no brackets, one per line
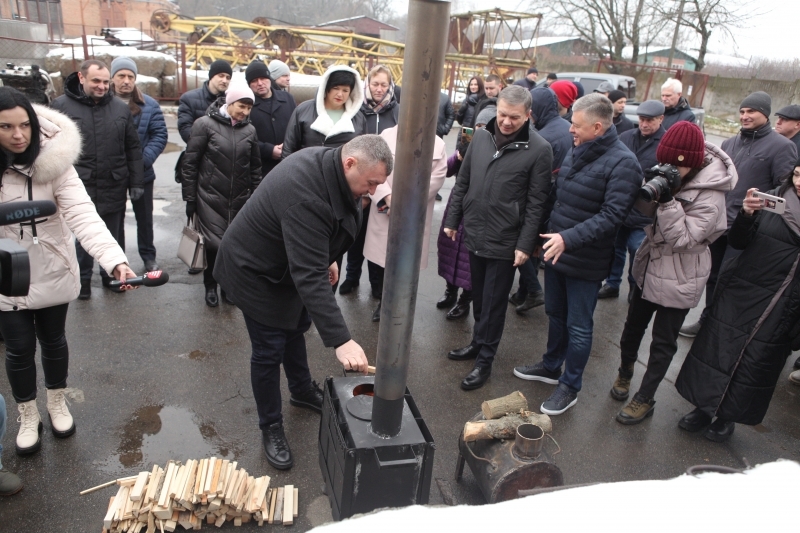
97,405,234,475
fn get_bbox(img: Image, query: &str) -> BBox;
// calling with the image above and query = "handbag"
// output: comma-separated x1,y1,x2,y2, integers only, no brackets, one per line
177,215,206,270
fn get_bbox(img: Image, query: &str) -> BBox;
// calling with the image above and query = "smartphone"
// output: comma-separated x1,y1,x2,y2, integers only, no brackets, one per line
461,126,474,145
752,191,786,214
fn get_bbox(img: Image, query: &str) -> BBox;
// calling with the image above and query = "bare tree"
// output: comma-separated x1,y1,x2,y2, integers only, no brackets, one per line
657,0,751,71
530,0,664,66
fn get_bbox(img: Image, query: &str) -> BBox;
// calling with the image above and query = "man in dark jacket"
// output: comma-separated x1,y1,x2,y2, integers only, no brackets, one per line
444,85,553,391
110,56,167,273
51,59,144,298
661,78,696,130
609,90,635,134
511,87,573,314
474,74,503,119
598,100,665,300
245,60,296,176
512,67,538,91
774,105,800,153
214,136,391,470
437,92,455,138
177,59,231,143
513,94,642,415
680,91,797,337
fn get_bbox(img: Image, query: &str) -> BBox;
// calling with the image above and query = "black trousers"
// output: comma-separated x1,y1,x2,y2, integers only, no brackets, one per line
344,205,383,290
77,209,125,282
620,286,690,399
0,303,70,402
131,181,156,263
204,248,218,288
469,253,515,369
243,310,312,429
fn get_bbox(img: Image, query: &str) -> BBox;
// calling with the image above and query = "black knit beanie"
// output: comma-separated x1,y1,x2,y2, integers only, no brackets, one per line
245,60,270,85
740,91,771,119
208,59,232,80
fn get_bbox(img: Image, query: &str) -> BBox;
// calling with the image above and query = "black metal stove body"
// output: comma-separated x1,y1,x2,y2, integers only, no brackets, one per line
319,376,435,520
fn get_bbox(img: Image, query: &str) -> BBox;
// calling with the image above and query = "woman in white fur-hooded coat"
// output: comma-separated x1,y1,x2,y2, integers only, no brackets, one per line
0,88,135,455
281,65,367,159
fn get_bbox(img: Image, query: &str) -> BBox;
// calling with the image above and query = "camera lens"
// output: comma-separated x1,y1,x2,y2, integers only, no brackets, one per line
639,182,658,202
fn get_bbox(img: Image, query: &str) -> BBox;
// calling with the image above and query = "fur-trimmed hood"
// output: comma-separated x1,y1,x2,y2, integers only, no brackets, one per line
27,104,82,184
310,65,364,139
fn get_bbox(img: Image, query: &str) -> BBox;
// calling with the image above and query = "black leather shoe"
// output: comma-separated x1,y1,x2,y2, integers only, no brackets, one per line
597,284,619,299
461,366,491,390
508,290,526,307
339,279,359,295
447,293,472,320
704,418,735,443
144,260,159,272
516,291,544,314
188,268,203,275
78,281,91,300
205,286,219,307
262,422,293,470
678,407,712,432
220,290,234,305
435,193,443,201
372,302,381,322
437,287,458,309
290,381,324,414
448,344,480,361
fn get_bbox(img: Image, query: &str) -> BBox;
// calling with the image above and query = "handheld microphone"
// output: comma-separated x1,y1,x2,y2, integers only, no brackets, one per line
0,201,58,226
107,270,170,289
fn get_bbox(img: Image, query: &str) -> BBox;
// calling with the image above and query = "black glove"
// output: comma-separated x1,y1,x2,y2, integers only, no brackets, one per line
186,201,197,218
129,188,144,202
658,188,674,204
658,168,682,204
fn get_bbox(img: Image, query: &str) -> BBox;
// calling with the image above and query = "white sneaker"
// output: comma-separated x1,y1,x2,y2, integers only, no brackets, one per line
46,389,75,438
15,400,42,455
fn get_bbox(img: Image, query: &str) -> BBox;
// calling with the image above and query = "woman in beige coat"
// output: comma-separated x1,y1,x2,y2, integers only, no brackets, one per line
610,122,736,425
363,125,448,321
0,88,136,455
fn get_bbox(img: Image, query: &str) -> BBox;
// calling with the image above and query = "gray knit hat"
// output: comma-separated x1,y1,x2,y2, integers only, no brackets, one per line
740,91,771,118
268,60,290,79
110,56,137,78
474,107,496,127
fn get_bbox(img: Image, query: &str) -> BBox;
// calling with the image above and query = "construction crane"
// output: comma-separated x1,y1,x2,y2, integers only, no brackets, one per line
150,9,542,93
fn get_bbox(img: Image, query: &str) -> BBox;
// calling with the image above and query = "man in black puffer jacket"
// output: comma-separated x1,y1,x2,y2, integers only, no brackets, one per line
513,94,642,416
436,92,455,138
51,59,143,295
510,87,573,314
444,86,553,391
177,60,231,143
598,100,665,301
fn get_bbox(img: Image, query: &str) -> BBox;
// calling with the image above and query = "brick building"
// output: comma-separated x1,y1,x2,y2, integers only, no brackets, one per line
0,0,177,40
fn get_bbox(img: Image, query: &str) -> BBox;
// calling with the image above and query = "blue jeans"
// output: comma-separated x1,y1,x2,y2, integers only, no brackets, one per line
517,257,543,296
541,266,601,393
0,393,5,469
605,226,645,289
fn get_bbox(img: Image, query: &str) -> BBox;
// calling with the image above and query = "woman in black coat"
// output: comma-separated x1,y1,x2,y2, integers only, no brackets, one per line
675,163,800,442
182,85,262,307
455,76,484,129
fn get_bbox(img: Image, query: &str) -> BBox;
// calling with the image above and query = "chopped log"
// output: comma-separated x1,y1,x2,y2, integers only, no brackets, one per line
293,487,298,518
103,496,117,529
481,391,528,420
282,485,294,525
273,487,284,524
463,411,552,442
214,514,226,527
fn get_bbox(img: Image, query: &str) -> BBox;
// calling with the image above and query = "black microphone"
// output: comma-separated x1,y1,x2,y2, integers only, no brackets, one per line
107,270,170,289
0,201,58,226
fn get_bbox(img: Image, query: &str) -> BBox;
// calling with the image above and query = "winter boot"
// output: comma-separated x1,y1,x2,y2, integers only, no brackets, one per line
616,394,655,425
610,363,635,401
46,389,75,438
15,400,42,455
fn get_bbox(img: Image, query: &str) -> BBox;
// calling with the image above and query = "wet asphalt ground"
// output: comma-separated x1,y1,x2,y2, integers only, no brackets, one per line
0,122,797,531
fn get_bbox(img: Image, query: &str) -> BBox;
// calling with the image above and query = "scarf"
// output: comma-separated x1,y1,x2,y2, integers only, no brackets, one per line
365,82,394,114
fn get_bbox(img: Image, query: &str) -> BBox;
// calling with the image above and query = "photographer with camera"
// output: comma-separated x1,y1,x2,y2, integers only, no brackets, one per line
0,87,136,455
610,122,737,425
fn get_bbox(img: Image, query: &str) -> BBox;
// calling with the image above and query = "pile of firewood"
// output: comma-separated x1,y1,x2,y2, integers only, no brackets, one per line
462,391,553,441
82,457,297,532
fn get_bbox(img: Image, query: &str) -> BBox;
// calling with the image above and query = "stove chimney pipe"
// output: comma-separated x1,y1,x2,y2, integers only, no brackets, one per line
371,0,451,438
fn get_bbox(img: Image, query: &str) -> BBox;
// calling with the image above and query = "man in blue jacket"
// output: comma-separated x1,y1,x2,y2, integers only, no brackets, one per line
513,94,642,415
110,57,168,272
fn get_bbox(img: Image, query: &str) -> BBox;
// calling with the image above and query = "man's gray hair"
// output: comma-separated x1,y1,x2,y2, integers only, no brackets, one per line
497,85,532,111
342,134,394,175
572,93,613,130
662,77,683,94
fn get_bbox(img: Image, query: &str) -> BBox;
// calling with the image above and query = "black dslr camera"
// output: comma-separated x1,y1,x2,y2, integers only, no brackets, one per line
640,164,681,203
0,200,58,296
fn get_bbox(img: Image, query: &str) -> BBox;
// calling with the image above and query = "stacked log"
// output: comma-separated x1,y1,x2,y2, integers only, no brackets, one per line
83,457,298,532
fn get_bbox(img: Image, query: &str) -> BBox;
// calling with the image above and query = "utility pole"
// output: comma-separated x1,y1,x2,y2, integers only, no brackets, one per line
667,0,686,68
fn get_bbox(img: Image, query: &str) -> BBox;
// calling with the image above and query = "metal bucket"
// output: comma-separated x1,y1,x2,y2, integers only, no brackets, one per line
456,414,563,503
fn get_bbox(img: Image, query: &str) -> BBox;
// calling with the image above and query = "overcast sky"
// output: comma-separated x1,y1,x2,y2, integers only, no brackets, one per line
390,0,795,61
